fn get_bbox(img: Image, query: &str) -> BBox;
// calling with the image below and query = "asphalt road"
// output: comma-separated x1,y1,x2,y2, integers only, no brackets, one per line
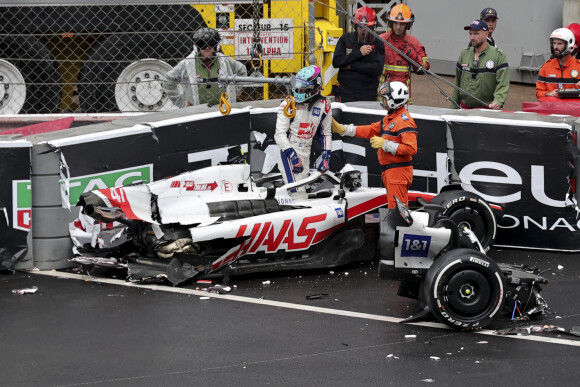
2,247,580,387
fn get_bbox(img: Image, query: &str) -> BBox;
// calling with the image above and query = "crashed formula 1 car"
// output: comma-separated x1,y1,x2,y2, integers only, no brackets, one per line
71,162,387,283
70,155,548,329
70,154,499,283
378,197,548,330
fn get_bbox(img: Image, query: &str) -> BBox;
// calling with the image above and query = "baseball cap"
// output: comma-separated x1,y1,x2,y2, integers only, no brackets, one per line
480,7,498,20
464,20,489,31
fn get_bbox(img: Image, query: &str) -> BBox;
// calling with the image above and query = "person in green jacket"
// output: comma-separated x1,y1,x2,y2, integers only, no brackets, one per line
451,20,509,109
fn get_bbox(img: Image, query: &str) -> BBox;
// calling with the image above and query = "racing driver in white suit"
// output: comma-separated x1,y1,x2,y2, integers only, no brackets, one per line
275,65,332,199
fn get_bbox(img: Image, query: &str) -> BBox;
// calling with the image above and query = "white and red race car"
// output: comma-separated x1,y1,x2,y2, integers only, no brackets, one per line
72,162,389,282
70,156,550,330
70,155,501,285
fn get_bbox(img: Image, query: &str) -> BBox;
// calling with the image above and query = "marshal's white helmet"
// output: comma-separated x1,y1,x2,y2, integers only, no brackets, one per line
378,81,409,109
550,28,576,57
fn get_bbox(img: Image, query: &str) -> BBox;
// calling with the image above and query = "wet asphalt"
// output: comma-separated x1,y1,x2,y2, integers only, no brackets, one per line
2,247,580,387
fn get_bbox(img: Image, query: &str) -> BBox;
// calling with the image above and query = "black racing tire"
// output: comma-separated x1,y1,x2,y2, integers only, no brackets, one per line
0,36,62,113
430,190,497,252
78,32,193,113
423,248,506,330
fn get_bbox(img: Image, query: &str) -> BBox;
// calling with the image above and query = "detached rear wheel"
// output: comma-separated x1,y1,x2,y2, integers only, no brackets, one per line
424,248,506,330
430,190,497,252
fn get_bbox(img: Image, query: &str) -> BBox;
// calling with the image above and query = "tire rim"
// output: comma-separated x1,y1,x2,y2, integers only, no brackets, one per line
115,59,177,112
442,269,492,316
0,59,26,114
450,207,487,242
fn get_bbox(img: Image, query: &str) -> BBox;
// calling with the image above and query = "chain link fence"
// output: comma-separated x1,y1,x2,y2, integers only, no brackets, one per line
0,0,340,115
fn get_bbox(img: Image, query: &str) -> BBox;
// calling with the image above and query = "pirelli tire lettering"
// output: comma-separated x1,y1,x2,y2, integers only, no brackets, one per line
423,248,506,330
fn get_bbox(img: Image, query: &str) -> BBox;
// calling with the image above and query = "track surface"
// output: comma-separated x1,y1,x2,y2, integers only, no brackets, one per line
2,247,580,386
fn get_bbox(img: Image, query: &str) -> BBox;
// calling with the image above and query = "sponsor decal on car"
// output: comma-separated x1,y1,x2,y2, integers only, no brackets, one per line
11,165,152,231
400,234,431,258
211,214,329,271
182,181,218,192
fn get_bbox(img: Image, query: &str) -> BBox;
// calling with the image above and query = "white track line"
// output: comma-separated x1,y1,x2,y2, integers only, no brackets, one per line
33,270,580,347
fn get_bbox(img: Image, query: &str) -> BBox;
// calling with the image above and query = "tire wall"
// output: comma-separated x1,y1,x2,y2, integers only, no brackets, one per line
0,104,579,270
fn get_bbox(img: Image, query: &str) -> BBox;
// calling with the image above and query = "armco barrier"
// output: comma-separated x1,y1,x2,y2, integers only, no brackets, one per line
0,102,579,270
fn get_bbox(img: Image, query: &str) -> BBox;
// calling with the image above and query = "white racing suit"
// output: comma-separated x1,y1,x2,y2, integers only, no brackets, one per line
274,96,332,199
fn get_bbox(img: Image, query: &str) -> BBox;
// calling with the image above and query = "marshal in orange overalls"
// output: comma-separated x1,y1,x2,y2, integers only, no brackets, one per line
355,107,418,208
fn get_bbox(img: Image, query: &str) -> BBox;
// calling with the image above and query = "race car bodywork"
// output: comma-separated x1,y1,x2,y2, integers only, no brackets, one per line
70,152,504,284
72,163,389,282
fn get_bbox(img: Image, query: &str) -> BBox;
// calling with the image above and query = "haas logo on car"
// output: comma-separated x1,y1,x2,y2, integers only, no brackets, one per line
211,214,332,271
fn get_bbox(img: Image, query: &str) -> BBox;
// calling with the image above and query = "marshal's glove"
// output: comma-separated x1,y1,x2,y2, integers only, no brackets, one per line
316,150,332,173
370,136,385,149
331,117,345,135
282,148,303,173
370,136,399,155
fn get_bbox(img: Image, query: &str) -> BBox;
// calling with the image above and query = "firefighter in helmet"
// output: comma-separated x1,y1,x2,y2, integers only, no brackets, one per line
378,3,430,104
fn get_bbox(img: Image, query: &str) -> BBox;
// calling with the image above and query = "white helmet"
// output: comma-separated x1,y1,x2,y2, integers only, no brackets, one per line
550,28,576,57
378,81,409,109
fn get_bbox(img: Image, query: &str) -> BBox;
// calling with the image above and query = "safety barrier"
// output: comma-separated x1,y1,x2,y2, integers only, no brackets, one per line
0,0,341,115
1,102,579,270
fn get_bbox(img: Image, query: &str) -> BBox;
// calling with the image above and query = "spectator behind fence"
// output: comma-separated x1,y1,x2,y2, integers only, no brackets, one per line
163,27,246,108
332,6,385,102
536,28,580,100
451,20,509,110
378,2,429,104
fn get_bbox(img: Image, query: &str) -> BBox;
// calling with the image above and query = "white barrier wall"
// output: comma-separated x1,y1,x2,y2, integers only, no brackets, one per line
0,102,578,270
